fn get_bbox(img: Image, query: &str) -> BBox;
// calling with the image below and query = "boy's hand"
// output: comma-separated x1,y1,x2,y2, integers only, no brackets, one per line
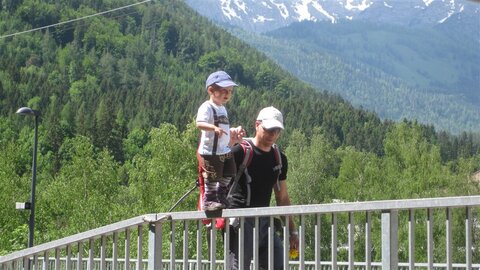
214,127,227,137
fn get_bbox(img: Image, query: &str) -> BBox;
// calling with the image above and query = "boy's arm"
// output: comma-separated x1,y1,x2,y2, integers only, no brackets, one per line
196,121,227,136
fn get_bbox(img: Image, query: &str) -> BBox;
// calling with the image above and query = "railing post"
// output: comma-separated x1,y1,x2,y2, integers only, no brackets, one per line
112,232,118,270
348,212,354,270
331,213,337,270
137,225,143,270
315,214,321,270
196,220,202,269
466,207,472,270
66,244,71,270
299,214,306,270
100,235,107,270
55,248,60,270
77,242,83,270
284,215,290,270
170,220,176,270
125,229,131,270
446,208,452,270
183,221,189,269
268,216,274,270
148,222,163,270
253,217,259,270
408,209,415,270
427,209,434,270
210,219,217,270
88,239,94,270
224,220,231,270
382,210,398,270
42,251,48,270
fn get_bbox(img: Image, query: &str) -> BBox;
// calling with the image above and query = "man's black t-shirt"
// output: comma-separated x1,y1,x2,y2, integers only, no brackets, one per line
229,141,288,208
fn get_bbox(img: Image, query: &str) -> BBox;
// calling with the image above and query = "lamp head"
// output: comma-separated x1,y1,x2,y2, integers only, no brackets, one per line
16,107,40,117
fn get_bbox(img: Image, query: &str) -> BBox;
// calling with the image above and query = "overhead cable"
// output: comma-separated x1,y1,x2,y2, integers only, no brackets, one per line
0,0,152,40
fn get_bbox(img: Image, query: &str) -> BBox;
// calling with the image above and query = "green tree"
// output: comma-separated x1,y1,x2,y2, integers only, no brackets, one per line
285,127,339,205
0,121,29,252
37,136,121,241
159,21,179,56
126,123,197,213
93,97,123,161
15,0,59,28
383,122,448,199
335,146,384,201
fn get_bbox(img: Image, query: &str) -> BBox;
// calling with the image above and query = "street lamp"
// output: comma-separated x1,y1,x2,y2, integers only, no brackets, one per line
16,107,40,248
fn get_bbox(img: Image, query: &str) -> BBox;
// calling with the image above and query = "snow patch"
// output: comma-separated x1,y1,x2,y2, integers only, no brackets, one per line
270,0,289,19
294,0,336,23
253,15,274,23
261,1,272,9
220,0,240,20
438,10,454,23
438,0,458,23
345,0,372,11
383,1,392,8
423,0,434,7
311,0,336,23
234,0,248,14
294,0,315,21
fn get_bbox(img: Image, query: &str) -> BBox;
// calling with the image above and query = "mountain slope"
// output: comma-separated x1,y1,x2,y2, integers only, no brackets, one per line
186,0,480,134
185,0,478,32
229,20,479,133
0,0,393,156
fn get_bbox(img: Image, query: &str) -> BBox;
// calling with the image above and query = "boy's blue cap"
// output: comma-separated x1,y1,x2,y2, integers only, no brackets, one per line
205,71,238,90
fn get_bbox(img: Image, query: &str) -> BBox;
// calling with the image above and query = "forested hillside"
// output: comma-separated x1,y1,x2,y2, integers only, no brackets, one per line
0,0,479,259
230,20,480,134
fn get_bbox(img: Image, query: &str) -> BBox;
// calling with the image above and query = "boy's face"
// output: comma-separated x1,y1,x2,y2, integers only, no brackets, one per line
209,85,234,105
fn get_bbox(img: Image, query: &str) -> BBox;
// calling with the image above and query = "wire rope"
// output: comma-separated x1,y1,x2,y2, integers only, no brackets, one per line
0,0,152,39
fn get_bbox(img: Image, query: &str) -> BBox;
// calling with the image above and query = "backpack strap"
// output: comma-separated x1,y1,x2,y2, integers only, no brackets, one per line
209,104,219,155
227,140,253,202
272,144,282,191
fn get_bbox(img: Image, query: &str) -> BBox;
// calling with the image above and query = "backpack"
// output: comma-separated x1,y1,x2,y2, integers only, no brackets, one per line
197,139,283,229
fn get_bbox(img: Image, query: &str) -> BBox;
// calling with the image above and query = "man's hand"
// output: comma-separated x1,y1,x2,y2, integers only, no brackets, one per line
229,126,246,145
289,232,299,250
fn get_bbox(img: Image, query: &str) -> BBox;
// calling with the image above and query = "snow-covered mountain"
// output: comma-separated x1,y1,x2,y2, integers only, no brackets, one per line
185,0,479,32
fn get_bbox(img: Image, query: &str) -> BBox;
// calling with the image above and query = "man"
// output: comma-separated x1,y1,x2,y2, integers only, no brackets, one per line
227,106,299,270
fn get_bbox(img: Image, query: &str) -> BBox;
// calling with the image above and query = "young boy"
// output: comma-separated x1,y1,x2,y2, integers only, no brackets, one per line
196,71,245,211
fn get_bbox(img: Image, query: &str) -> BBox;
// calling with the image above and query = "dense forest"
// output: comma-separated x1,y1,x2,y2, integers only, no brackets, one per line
0,0,479,262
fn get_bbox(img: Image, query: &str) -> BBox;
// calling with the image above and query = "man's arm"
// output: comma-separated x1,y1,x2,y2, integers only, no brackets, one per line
229,126,246,146
274,180,299,249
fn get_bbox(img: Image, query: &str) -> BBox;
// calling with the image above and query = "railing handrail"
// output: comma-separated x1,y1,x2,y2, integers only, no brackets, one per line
1,195,479,264
0,214,157,262
169,195,480,220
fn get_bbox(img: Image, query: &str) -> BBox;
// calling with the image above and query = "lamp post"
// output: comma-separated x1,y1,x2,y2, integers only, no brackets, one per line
16,107,40,248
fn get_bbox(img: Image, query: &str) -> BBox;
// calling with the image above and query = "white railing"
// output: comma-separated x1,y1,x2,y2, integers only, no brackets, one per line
1,196,479,270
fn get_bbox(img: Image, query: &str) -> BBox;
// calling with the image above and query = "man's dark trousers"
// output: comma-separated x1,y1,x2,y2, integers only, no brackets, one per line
228,217,284,270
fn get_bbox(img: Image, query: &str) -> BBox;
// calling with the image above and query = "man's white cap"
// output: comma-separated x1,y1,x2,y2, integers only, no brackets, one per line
256,106,284,130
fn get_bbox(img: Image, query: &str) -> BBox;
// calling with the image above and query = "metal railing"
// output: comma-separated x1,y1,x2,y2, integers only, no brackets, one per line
1,196,479,270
